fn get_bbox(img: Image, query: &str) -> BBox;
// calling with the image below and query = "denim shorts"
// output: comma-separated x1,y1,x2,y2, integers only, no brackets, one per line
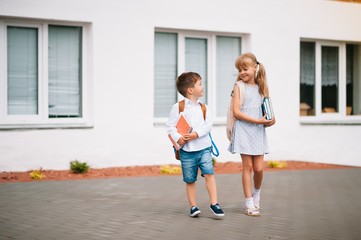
179,147,214,183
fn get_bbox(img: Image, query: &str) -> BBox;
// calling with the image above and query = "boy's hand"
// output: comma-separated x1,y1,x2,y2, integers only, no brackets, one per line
177,136,187,146
177,132,199,146
183,132,199,142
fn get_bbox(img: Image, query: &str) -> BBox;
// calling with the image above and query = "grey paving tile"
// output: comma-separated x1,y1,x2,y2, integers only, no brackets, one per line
0,168,360,240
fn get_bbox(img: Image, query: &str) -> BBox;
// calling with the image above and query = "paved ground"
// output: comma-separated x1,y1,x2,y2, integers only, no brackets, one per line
1,168,361,240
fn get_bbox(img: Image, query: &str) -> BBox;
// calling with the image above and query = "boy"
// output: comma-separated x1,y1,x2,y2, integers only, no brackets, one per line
167,72,225,218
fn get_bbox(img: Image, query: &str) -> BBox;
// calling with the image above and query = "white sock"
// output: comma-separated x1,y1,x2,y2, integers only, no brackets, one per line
253,188,261,208
245,197,254,209
253,188,261,200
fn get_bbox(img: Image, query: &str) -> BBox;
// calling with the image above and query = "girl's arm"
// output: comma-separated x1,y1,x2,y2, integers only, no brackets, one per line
232,84,270,125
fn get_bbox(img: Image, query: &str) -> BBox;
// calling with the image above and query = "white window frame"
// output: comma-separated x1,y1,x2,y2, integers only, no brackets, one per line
0,18,93,129
178,32,213,108
300,39,361,125
154,28,245,125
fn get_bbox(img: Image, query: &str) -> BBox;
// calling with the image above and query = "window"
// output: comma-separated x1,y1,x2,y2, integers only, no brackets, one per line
300,40,361,124
48,25,82,118
0,19,91,128
7,26,39,115
154,30,242,122
154,32,177,118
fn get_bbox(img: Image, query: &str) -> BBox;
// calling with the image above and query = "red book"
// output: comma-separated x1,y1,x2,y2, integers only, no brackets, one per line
168,113,193,150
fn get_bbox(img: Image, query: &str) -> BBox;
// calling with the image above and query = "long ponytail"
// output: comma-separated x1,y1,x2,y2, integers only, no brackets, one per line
256,62,269,97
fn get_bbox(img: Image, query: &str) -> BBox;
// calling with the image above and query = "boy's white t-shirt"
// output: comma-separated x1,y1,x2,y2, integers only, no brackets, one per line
167,98,212,152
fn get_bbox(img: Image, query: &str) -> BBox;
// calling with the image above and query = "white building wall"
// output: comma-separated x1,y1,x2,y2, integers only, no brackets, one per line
0,0,360,171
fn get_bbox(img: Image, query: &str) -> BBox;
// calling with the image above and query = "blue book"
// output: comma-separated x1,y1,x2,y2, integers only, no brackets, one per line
262,97,274,120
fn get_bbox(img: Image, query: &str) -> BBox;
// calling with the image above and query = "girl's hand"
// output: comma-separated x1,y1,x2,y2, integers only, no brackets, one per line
258,115,269,125
264,117,276,127
258,115,276,126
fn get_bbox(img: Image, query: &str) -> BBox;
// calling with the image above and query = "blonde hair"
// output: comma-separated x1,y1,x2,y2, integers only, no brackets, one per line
235,52,269,97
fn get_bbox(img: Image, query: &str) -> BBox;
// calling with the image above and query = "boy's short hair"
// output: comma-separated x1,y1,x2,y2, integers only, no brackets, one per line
176,72,201,97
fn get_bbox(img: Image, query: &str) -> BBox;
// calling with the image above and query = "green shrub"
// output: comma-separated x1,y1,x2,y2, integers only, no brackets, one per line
212,157,217,166
70,160,90,174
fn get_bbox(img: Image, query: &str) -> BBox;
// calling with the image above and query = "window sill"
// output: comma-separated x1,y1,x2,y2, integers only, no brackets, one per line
300,116,361,125
0,123,94,130
154,118,226,127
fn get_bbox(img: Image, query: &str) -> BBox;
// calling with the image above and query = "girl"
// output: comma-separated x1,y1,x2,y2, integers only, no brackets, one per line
228,52,276,216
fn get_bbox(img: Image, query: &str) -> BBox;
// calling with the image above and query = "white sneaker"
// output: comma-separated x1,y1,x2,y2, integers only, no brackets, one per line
245,207,260,217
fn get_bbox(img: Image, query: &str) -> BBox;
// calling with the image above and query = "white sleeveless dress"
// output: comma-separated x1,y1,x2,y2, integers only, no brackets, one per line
228,83,269,155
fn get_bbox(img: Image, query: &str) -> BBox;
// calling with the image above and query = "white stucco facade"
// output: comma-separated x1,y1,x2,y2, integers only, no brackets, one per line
0,0,360,171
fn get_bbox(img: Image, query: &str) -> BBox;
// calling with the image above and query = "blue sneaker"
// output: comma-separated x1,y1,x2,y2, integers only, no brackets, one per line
190,206,201,217
210,203,225,217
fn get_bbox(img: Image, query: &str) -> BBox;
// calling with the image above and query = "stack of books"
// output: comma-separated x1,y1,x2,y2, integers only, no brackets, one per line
262,97,275,120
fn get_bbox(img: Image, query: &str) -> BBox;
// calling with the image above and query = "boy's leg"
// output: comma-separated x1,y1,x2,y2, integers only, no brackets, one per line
204,174,224,217
199,148,224,217
186,182,197,208
199,148,217,204
204,174,217,205
179,149,200,216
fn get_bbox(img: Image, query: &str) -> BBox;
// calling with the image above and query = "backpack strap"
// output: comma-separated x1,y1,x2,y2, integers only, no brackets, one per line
178,99,206,120
178,100,185,113
236,81,245,108
199,103,206,120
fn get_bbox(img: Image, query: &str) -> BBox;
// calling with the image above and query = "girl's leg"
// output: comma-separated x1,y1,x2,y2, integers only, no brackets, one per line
253,155,264,189
241,154,260,216
241,154,253,199
204,174,217,205
186,182,197,208
242,154,260,215
252,155,264,209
